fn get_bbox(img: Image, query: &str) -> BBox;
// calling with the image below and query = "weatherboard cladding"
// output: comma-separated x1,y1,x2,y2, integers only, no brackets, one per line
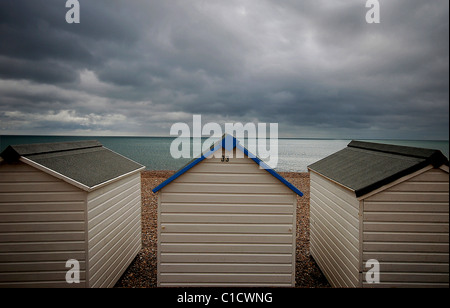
1,140,144,189
308,141,449,288
0,140,144,287
153,134,303,197
0,162,88,287
155,135,301,287
309,171,360,288
361,167,449,288
308,140,449,197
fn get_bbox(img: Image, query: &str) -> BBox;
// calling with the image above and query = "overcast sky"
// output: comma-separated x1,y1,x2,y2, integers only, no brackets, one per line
0,0,448,139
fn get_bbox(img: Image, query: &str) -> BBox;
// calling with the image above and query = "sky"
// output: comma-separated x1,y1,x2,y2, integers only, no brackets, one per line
0,0,448,139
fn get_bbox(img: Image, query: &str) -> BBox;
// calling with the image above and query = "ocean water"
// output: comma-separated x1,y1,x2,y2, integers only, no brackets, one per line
0,135,448,172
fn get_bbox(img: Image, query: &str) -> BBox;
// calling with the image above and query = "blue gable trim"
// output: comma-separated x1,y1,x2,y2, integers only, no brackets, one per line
235,143,304,197
151,142,222,193
152,135,303,197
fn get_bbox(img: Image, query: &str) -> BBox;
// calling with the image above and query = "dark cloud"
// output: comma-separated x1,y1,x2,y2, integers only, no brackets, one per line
0,0,448,139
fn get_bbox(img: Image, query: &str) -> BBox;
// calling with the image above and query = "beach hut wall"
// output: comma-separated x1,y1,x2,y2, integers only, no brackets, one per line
0,140,145,288
308,141,449,288
152,134,303,287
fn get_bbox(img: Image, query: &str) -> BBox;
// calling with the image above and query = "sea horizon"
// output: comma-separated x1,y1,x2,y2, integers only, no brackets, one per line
1,135,448,173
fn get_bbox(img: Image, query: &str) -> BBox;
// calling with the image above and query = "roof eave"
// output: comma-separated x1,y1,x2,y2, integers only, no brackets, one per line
357,164,435,201
354,154,448,198
152,135,304,197
236,143,303,197
88,166,146,192
152,143,222,193
20,156,92,192
307,167,355,194
20,156,145,193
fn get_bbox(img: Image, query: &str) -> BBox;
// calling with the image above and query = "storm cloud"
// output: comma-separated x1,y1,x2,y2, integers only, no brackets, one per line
0,0,448,139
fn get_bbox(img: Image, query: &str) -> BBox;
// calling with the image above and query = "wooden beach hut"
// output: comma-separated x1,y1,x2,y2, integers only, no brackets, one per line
308,140,449,288
152,134,303,287
0,140,145,288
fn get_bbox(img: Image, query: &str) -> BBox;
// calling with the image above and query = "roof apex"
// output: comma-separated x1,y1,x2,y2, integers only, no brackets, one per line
153,135,303,196
1,140,102,162
348,140,446,161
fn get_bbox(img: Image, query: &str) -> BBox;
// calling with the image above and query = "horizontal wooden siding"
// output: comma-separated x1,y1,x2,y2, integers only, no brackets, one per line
87,172,142,288
0,162,87,288
309,171,360,288
158,152,296,287
363,168,449,288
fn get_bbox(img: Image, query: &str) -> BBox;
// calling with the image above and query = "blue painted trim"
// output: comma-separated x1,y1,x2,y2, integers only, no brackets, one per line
152,144,222,193
222,134,237,151
152,134,304,197
236,144,304,197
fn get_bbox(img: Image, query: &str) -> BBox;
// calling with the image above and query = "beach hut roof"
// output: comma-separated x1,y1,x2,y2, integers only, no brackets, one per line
152,134,303,196
308,140,449,197
0,140,145,191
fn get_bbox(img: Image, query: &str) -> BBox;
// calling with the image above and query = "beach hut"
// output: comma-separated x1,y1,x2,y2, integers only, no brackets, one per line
0,140,145,288
152,134,303,287
308,140,449,288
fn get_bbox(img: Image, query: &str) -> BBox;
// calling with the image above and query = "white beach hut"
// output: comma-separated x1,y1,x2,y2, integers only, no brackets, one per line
152,134,303,287
0,140,145,288
308,141,449,288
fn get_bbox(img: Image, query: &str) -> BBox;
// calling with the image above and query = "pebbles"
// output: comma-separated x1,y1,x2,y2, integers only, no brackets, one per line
114,171,330,288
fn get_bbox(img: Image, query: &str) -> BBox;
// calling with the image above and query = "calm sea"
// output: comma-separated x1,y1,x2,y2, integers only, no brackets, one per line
0,135,448,172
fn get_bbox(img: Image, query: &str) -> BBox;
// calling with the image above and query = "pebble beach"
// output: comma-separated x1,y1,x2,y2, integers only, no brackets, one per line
114,170,330,288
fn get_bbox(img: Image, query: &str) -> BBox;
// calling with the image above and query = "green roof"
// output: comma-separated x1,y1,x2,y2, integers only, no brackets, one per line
1,140,145,190
308,140,448,197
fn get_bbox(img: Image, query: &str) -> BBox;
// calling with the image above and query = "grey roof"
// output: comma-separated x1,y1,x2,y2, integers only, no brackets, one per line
308,140,449,197
1,140,145,190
